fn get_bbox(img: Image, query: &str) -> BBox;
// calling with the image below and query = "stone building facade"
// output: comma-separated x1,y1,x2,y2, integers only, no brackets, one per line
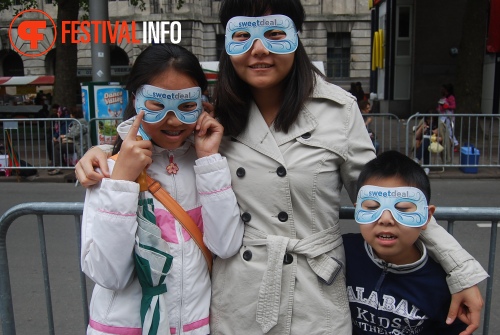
1,0,371,91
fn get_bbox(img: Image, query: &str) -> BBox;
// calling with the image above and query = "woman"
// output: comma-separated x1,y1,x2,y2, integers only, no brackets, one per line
76,1,486,334
438,83,459,150
414,110,452,174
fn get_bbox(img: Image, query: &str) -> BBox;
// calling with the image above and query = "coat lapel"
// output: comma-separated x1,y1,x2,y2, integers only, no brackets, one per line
236,102,320,163
236,102,285,164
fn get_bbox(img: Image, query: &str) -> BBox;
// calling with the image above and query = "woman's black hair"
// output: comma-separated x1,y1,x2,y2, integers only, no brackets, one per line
442,83,454,97
215,0,326,136
356,150,432,203
112,43,207,154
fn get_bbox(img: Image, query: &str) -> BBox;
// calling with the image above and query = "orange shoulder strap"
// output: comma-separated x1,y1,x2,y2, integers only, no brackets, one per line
110,154,213,273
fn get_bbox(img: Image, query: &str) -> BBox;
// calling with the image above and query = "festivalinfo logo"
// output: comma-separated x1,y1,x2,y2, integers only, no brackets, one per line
9,9,181,58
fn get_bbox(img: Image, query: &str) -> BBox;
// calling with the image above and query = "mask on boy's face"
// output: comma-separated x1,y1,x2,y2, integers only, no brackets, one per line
225,14,298,56
135,85,203,124
355,185,429,227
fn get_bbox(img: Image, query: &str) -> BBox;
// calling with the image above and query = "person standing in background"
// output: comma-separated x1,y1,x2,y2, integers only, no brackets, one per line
437,83,459,151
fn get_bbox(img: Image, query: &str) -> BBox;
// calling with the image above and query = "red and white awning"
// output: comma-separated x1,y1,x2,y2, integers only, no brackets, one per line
0,76,55,86
200,62,219,83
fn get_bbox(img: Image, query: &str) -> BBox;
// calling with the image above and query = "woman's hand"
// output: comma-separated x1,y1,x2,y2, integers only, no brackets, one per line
447,285,484,335
111,112,153,182
194,111,224,158
75,146,109,187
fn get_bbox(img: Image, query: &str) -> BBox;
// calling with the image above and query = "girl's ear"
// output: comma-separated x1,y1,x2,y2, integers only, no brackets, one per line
421,205,436,230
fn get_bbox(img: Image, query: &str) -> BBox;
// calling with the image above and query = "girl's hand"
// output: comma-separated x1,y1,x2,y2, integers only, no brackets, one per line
194,111,223,158
111,112,153,182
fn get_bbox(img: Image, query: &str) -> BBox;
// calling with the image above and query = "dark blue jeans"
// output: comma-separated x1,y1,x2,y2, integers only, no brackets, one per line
416,138,431,165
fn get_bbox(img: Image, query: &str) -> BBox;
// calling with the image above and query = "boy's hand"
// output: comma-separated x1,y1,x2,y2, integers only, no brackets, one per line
111,112,153,182
194,111,223,158
447,285,483,335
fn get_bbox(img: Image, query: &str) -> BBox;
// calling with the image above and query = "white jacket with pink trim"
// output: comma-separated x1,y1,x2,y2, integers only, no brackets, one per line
81,119,244,335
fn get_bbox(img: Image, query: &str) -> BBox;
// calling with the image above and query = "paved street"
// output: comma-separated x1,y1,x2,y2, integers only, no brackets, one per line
0,179,499,334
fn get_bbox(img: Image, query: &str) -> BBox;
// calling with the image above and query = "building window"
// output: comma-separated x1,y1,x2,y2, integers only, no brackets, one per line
327,32,351,78
396,6,411,56
45,0,53,4
216,34,225,60
150,0,160,13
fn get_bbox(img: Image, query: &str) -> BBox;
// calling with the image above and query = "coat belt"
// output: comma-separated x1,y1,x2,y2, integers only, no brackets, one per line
243,225,344,333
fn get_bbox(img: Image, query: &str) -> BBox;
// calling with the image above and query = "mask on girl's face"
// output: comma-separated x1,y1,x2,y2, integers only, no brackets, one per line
134,85,203,125
225,14,298,56
355,185,429,227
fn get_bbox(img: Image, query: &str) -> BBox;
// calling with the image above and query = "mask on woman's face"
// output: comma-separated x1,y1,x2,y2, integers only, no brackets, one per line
134,85,203,124
225,14,298,56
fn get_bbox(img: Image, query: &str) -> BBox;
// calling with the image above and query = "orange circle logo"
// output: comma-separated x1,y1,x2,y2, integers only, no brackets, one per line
9,9,57,58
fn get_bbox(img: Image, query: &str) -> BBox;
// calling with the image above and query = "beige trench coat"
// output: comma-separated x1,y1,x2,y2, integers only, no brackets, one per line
210,78,488,335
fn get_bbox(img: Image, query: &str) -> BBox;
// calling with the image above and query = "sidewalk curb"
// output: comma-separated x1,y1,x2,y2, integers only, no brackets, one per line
0,170,77,183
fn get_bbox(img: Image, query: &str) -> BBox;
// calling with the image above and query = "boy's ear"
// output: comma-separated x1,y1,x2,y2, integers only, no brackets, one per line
421,205,436,230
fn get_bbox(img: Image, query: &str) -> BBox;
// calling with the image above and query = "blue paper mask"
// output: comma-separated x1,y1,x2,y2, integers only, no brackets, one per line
225,14,298,56
135,85,202,125
355,186,429,227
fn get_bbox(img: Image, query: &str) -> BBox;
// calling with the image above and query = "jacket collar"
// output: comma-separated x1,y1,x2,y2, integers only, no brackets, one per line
233,76,348,162
364,240,428,274
311,74,348,104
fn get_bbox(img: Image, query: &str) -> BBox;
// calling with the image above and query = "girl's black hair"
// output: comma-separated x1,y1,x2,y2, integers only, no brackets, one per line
215,0,326,136
356,150,432,203
112,44,207,154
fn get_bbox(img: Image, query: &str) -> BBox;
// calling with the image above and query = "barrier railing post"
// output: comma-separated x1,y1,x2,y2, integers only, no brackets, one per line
483,220,498,335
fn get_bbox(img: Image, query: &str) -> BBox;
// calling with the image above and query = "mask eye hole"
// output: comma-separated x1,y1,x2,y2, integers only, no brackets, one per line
361,200,380,210
144,100,164,111
395,202,417,212
178,101,198,112
264,29,287,40
232,31,251,41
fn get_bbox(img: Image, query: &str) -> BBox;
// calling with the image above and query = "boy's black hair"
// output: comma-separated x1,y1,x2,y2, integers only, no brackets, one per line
356,150,431,202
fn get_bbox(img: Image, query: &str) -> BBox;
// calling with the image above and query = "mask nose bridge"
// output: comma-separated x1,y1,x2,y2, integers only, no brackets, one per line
377,207,397,224
247,36,270,53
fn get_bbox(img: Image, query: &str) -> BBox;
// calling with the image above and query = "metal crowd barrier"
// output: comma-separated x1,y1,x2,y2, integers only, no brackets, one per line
0,203,498,334
2,114,498,173
405,113,500,169
364,113,402,153
0,118,87,172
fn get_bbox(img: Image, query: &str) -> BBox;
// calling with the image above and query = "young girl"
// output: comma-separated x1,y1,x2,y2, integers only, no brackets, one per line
80,44,244,335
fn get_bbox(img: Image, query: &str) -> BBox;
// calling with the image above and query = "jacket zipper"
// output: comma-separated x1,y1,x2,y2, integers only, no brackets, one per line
373,262,388,321
170,152,184,335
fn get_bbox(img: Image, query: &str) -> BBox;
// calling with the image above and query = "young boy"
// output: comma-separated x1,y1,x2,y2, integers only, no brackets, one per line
343,150,468,334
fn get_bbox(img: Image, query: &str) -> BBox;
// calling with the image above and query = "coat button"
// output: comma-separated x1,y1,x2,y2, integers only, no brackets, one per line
241,212,251,222
276,166,286,177
301,132,311,139
236,167,246,178
243,250,252,261
283,253,293,264
278,211,288,222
